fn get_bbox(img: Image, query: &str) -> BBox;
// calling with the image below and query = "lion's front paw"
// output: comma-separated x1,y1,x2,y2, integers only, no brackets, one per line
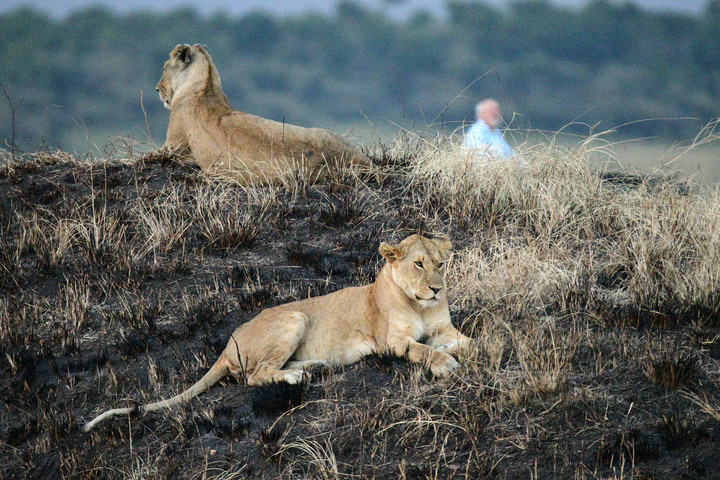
430,352,460,377
458,336,477,353
436,336,476,355
282,369,308,385
436,340,458,353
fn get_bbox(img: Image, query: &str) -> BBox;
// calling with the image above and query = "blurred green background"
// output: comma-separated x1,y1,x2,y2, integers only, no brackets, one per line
1,0,719,178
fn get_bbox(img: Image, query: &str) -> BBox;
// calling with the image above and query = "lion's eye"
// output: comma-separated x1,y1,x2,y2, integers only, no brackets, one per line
437,262,444,269
414,261,424,269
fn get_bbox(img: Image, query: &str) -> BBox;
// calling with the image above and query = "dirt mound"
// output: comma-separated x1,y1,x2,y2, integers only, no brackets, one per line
1,147,718,479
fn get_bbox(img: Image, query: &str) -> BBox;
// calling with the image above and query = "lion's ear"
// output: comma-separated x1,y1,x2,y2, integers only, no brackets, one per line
430,234,452,255
379,242,405,264
172,44,193,64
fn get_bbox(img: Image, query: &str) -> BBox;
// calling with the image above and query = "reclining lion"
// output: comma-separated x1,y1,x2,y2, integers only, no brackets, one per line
155,43,373,184
84,234,474,431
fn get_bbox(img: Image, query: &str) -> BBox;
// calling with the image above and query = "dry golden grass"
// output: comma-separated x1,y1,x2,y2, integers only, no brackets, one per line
405,131,720,329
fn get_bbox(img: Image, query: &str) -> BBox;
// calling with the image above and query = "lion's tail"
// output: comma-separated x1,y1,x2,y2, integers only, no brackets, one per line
83,354,231,432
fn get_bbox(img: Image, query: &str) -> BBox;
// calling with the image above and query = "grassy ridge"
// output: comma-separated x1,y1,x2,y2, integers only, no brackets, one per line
0,134,719,478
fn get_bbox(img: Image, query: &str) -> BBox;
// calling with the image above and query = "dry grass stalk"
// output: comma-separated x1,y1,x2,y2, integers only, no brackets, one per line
194,185,270,251
136,185,193,254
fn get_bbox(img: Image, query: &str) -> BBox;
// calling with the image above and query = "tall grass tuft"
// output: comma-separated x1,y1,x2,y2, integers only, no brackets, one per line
404,132,720,326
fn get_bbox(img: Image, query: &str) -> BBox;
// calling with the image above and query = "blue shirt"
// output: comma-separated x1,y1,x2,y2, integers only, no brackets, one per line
463,120,514,159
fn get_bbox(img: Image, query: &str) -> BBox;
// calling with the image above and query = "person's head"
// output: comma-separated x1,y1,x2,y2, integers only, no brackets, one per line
475,98,502,128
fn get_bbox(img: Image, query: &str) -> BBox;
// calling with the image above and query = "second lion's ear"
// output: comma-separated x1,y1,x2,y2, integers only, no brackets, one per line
430,234,452,253
379,242,405,264
172,44,193,64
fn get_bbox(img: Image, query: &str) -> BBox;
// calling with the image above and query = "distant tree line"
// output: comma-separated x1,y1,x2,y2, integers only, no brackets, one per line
1,0,719,152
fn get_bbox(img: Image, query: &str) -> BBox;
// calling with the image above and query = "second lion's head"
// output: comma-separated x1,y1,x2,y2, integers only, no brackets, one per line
156,43,221,109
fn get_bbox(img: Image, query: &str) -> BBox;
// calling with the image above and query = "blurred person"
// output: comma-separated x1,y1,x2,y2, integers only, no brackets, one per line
463,98,516,161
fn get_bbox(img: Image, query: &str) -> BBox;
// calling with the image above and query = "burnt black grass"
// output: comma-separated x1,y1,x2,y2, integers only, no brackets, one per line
251,381,307,416
1,135,720,479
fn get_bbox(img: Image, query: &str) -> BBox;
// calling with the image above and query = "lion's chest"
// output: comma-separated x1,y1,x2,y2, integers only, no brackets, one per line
412,316,427,341
394,314,426,342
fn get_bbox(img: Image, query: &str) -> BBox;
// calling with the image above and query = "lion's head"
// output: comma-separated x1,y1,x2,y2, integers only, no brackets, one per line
156,43,222,110
379,234,452,308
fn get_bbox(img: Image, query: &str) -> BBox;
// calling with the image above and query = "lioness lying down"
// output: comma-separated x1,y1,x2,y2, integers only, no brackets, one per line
156,43,373,184
83,234,474,431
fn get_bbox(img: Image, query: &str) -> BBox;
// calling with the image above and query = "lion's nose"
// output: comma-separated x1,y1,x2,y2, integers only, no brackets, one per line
430,286,442,296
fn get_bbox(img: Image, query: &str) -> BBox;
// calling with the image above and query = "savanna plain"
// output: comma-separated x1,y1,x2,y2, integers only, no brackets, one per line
1,129,720,479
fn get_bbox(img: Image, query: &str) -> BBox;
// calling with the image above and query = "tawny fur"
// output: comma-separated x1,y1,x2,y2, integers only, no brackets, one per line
83,234,474,431
155,43,374,185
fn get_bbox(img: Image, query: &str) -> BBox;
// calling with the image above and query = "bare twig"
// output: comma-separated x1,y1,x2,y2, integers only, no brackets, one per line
1,83,26,154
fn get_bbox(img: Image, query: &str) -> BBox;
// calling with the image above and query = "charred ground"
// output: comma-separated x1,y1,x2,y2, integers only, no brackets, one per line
1,140,719,479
